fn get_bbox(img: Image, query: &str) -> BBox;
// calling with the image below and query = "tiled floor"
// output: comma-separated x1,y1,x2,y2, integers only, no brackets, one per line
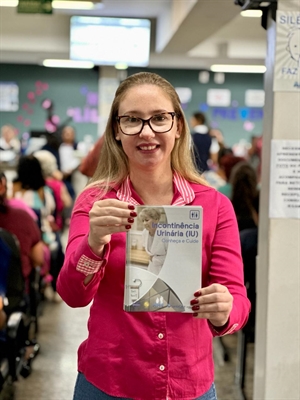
5,298,253,400
214,335,254,400
13,301,88,400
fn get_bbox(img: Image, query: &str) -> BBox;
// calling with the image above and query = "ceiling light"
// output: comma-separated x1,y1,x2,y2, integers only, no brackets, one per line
115,63,128,70
43,59,94,69
241,10,263,17
0,0,18,6
52,1,95,10
210,65,266,73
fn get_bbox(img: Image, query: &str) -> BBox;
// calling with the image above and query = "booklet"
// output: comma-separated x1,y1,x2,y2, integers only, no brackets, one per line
123,205,202,313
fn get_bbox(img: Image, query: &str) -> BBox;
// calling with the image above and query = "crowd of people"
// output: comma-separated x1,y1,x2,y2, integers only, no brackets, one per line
0,124,84,389
0,73,261,399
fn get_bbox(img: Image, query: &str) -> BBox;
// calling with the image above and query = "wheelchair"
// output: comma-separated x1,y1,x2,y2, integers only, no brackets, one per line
0,228,41,395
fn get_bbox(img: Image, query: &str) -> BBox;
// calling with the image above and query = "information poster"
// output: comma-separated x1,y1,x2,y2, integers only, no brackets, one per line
269,140,300,219
274,11,300,92
0,82,19,111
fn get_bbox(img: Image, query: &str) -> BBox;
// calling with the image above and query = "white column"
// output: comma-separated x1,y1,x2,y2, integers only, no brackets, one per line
98,66,120,136
254,1,300,399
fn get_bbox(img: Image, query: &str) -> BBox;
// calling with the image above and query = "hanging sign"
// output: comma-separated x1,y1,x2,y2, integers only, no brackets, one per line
274,11,300,91
17,0,52,14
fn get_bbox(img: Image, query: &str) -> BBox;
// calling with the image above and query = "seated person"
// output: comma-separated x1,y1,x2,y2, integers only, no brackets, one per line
34,149,72,231
12,157,63,301
0,172,44,296
217,154,246,198
0,124,20,153
12,155,56,246
0,124,21,163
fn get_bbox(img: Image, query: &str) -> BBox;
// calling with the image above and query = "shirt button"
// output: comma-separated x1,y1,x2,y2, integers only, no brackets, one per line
158,333,164,339
159,365,165,371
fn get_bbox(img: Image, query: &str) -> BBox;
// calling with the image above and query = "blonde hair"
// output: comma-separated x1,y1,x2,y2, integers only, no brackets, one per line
88,72,208,193
34,150,60,178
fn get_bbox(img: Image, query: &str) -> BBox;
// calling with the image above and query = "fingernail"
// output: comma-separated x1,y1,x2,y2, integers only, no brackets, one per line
191,305,200,311
125,225,131,230
130,211,137,217
128,205,135,210
193,291,201,297
127,218,134,223
192,313,198,317
190,299,198,305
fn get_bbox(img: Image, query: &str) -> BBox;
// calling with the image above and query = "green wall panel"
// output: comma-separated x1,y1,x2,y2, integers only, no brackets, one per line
0,64,99,142
0,64,264,148
128,67,264,147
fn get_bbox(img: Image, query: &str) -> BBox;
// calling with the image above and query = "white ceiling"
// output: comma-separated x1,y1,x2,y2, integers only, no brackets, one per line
0,0,268,69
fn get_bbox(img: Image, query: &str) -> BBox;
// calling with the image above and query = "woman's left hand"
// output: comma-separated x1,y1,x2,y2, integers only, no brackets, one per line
190,283,233,327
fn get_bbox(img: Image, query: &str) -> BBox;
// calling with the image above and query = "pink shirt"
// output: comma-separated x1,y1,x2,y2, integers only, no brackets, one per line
7,198,38,221
57,173,250,399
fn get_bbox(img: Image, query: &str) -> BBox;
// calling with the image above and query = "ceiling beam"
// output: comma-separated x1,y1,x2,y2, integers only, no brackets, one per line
160,0,241,53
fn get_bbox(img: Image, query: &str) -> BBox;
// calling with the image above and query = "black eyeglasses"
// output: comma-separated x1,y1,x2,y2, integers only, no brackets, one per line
116,112,177,136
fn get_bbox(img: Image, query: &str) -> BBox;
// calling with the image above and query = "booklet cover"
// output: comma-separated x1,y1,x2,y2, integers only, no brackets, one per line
124,205,202,313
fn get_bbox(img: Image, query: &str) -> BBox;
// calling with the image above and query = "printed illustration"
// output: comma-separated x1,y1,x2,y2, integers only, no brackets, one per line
287,27,300,68
274,11,300,91
127,276,185,312
124,206,203,313
139,207,168,275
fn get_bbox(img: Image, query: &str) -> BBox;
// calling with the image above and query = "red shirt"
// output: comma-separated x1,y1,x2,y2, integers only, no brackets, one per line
57,173,250,399
0,206,41,281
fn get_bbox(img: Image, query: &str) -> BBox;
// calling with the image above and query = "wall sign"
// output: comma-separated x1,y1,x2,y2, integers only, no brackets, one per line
207,89,231,107
245,90,265,107
0,82,19,111
274,11,300,91
269,140,300,219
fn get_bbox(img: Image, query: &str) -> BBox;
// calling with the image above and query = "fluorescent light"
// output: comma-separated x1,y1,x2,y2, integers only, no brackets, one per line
115,63,128,70
43,59,94,69
210,65,266,73
52,1,95,10
241,10,263,18
0,0,18,6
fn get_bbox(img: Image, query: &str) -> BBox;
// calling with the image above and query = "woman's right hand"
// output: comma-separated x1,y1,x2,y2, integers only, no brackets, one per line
88,199,137,257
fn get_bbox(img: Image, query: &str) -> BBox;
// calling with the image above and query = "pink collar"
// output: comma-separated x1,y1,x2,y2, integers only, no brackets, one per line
116,171,195,205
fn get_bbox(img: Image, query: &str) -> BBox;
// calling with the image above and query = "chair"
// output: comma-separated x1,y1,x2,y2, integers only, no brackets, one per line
235,227,258,399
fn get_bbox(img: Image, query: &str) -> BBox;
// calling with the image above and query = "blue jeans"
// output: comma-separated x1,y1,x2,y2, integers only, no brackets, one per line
73,373,218,400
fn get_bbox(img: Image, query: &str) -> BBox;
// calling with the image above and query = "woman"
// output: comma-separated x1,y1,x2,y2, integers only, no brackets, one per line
0,172,44,295
12,155,56,245
57,72,250,400
139,207,167,275
34,149,72,231
12,156,64,299
230,161,259,232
